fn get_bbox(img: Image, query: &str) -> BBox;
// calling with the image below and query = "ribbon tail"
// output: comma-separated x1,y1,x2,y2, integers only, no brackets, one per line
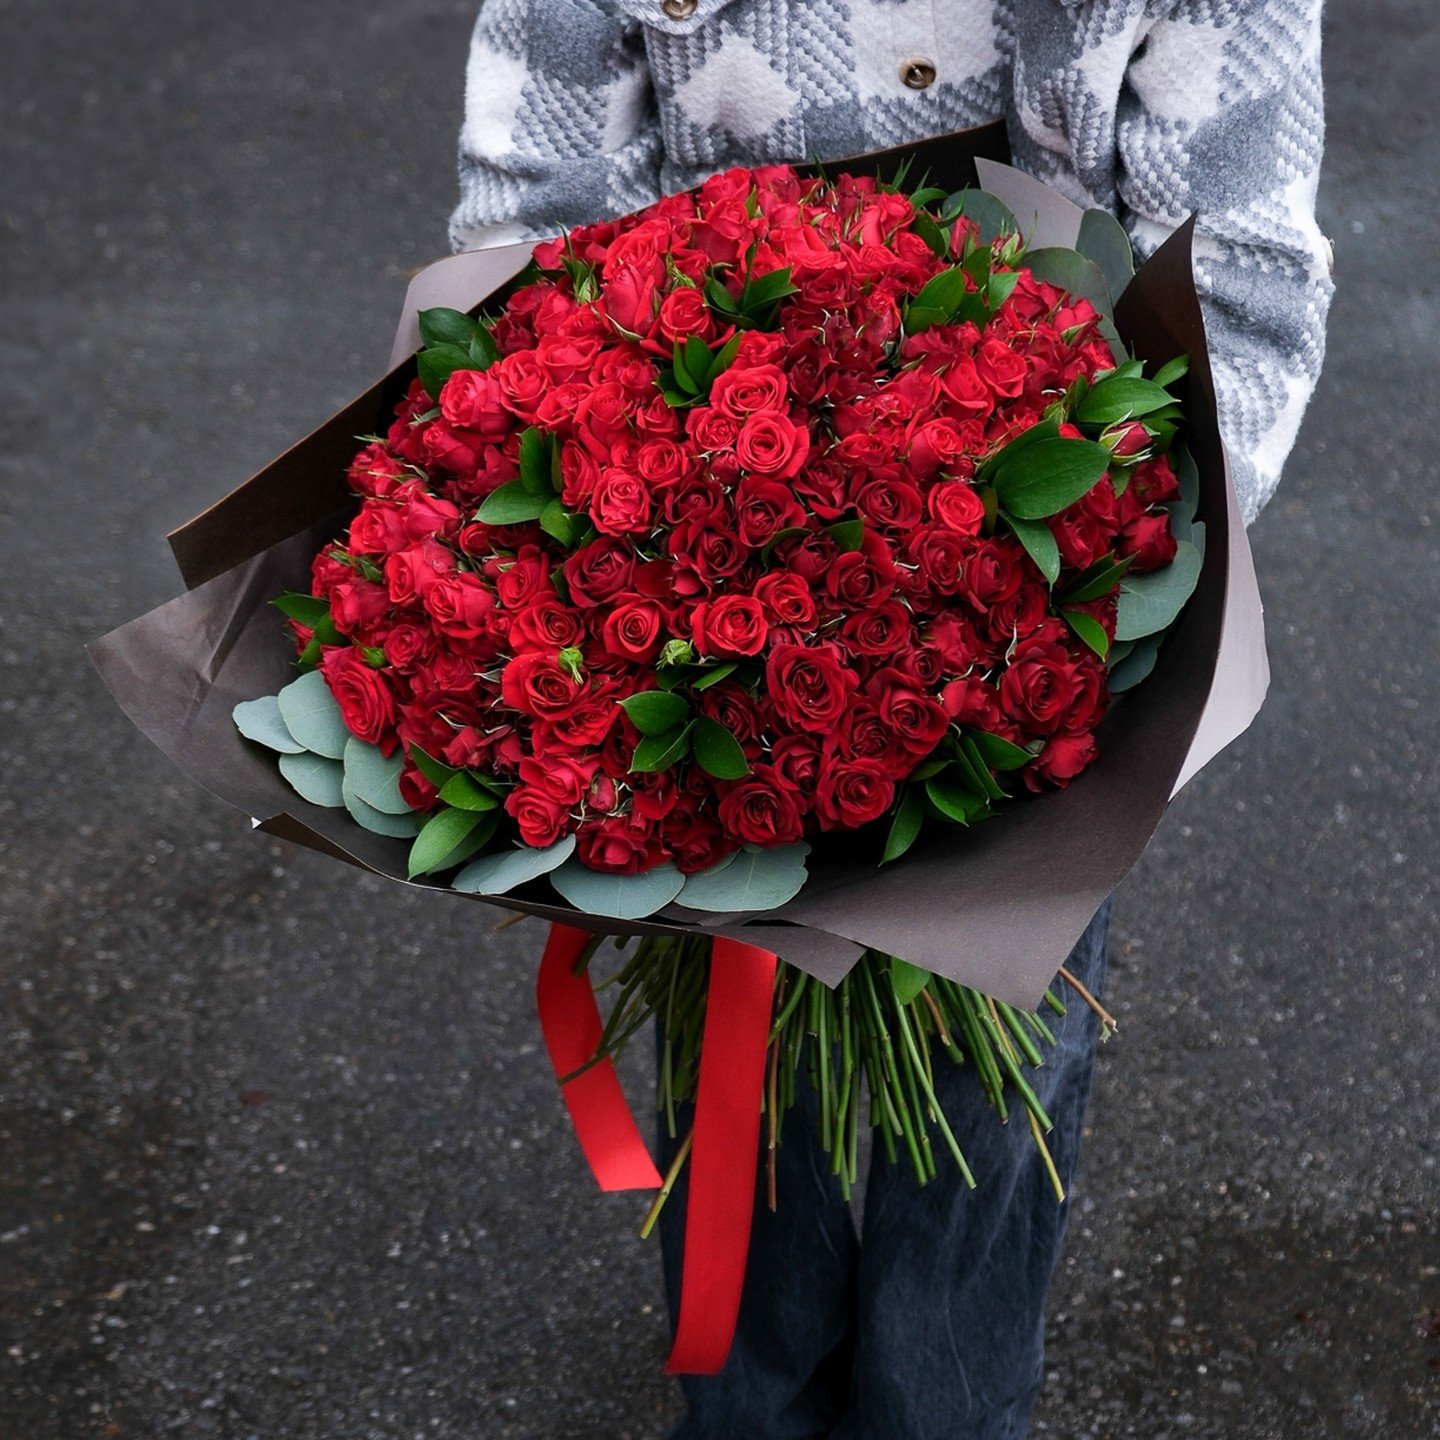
536,923,663,1192
665,936,778,1376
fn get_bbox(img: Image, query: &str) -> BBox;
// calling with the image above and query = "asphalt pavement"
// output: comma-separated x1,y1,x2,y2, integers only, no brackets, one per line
2,1,1437,1436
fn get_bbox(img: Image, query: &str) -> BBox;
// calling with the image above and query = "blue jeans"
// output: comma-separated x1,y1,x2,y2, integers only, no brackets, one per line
657,900,1112,1440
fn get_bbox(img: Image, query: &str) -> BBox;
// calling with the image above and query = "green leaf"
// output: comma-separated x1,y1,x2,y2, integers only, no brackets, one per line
1062,608,1110,658
987,268,1020,310
1107,631,1163,692
912,207,948,259
468,327,499,369
233,695,305,754
882,787,924,864
271,592,330,629
453,836,577,896
276,671,350,759
891,957,932,1005
549,859,688,919
1115,537,1203,641
991,437,1112,519
621,690,690,737
417,342,472,400
1075,209,1135,302
539,499,581,547
277,751,346,807
477,480,547,526
407,806,485,879
692,661,739,692
343,738,410,815
1075,375,1176,428
1057,552,1134,604
826,517,865,552
438,772,501,811
1174,443,1200,521
517,428,553,496
407,744,457,789
676,843,811,914
904,265,970,333
631,722,694,773
1152,353,1190,389
418,307,478,348
958,737,1007,801
1023,248,1114,319
978,416,1061,479
971,731,1034,772
925,773,985,824
692,716,750,780
1005,514,1061,584
342,778,420,838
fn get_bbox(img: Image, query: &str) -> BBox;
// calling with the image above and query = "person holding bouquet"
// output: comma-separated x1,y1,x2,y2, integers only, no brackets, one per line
446,3,1332,1436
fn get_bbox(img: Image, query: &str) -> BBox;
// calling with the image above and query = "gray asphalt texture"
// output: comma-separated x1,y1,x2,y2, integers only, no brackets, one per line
2,2,1437,1436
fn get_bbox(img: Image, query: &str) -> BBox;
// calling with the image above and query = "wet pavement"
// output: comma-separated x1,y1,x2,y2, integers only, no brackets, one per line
2,1,1437,1435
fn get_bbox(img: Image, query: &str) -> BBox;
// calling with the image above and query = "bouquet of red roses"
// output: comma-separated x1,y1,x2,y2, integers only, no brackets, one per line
92,126,1265,1374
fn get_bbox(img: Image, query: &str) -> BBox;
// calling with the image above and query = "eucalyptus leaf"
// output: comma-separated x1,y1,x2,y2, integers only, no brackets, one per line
233,695,305,754
452,836,577,896
277,751,346,808
549,859,688,919
276,671,350,759
1023,248,1114,319
943,189,1019,243
1114,539,1203,641
675,843,811,914
1107,632,1163,692
1076,209,1135,302
343,738,409,815
342,779,421,838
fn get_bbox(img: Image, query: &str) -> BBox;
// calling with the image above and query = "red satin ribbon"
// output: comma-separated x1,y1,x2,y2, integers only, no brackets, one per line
534,922,777,1376
536,924,662,1192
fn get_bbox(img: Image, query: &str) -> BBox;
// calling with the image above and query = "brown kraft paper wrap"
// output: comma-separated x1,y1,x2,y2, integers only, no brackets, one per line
89,123,1267,1009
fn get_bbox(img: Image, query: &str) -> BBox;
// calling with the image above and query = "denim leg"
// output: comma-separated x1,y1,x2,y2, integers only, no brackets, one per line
834,900,1113,1440
657,1025,860,1440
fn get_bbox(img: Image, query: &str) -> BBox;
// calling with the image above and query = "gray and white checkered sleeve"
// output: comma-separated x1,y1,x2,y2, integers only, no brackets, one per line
1116,0,1334,523
449,0,663,252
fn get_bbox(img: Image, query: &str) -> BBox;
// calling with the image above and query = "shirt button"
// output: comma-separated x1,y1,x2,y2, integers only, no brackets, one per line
662,0,698,17
901,58,937,90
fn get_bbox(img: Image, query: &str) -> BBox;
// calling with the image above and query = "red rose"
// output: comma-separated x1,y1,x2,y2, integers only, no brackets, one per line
424,573,496,641
600,599,665,662
575,813,664,874
438,369,512,442
928,481,986,536
563,538,637,608
717,768,805,846
690,595,769,657
510,600,584,653
657,286,716,345
500,652,583,719
735,411,809,479
709,364,789,418
1118,512,1179,573
753,571,817,630
766,643,858,731
329,579,390,640
321,648,398,754
998,640,1084,735
1027,731,1099,789
814,759,894,831
590,469,654,536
